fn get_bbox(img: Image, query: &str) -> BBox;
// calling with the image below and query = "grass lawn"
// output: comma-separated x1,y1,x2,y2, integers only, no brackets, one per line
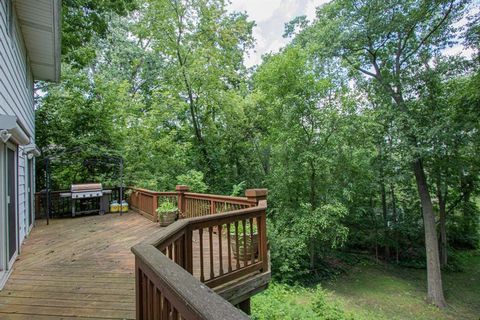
251,251,480,320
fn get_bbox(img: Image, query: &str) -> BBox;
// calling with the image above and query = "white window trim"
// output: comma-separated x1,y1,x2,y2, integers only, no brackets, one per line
5,142,18,270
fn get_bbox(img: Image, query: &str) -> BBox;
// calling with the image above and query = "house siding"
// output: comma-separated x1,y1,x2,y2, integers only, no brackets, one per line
0,0,35,248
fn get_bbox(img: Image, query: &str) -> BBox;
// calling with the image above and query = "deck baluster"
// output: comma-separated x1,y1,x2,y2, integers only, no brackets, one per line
218,224,224,275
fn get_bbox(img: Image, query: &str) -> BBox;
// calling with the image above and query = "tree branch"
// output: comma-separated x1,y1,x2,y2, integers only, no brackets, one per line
343,54,379,79
400,0,454,65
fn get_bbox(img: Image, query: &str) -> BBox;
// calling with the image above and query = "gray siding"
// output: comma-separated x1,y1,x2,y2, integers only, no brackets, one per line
0,1,35,137
0,1,35,244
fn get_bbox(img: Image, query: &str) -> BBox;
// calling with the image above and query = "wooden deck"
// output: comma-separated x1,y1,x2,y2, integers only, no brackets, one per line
0,211,244,319
0,212,161,319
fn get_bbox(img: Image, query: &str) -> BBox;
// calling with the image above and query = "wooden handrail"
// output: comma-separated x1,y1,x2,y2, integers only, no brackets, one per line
184,192,252,205
127,186,177,196
132,244,248,320
131,199,268,319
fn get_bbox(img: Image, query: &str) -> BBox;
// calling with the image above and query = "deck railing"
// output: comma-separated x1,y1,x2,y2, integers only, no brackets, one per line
128,185,263,221
133,245,248,320
128,187,178,221
131,190,269,319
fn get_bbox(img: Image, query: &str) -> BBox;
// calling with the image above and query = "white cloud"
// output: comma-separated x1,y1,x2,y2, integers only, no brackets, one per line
306,0,330,21
277,1,302,21
266,39,288,54
229,0,283,23
228,0,332,67
252,27,266,49
443,45,474,58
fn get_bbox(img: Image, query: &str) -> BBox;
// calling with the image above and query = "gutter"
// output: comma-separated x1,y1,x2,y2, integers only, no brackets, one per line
52,0,62,82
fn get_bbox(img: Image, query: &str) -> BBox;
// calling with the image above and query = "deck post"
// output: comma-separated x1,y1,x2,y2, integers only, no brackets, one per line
176,185,189,218
35,192,41,220
245,189,268,206
152,194,159,221
246,189,269,273
238,298,251,315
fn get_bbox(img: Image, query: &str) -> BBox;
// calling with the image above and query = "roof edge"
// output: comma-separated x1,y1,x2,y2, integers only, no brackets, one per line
52,0,62,82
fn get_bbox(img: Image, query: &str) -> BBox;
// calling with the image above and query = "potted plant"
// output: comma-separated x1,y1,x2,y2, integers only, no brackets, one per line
156,201,178,227
229,222,259,261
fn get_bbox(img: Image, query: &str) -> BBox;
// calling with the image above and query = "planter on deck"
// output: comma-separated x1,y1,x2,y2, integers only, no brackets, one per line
158,210,178,227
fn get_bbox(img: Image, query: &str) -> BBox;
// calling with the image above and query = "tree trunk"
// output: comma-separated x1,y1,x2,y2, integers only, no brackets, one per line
309,160,317,208
310,238,316,271
309,159,317,271
381,180,390,259
371,197,379,263
175,40,212,179
413,159,446,308
390,184,399,263
378,144,389,259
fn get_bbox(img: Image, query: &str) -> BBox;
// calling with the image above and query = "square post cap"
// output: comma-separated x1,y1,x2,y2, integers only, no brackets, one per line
245,189,268,203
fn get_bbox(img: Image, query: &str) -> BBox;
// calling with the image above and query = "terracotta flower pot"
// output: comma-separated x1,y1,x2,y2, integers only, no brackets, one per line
158,210,177,227
229,233,259,261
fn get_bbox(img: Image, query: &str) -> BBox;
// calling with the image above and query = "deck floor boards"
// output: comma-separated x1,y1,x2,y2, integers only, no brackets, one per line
0,212,157,319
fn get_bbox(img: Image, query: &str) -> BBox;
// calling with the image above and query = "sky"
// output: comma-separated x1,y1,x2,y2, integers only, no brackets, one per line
227,0,331,67
227,1,477,68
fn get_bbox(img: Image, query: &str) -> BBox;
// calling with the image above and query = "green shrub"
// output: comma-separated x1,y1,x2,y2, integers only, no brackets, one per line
268,202,349,282
312,286,354,320
231,181,246,196
176,170,208,193
251,283,353,320
156,201,178,214
251,284,319,319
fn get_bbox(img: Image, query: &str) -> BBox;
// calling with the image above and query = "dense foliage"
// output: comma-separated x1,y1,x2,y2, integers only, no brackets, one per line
252,283,354,320
36,0,479,309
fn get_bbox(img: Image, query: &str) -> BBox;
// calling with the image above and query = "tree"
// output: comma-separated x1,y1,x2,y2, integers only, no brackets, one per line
253,46,376,276
137,0,254,186
416,56,480,266
62,0,137,67
299,0,471,307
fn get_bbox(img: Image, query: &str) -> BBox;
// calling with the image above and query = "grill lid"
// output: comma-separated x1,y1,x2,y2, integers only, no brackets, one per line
71,183,102,193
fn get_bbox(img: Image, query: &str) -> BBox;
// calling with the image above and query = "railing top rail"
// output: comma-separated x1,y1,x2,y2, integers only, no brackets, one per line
128,186,178,196
187,201,266,227
143,201,267,248
143,220,190,247
133,244,248,320
183,192,252,204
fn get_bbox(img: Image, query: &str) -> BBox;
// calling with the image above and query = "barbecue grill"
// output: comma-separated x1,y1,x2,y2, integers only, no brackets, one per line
71,183,103,199
60,183,111,217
